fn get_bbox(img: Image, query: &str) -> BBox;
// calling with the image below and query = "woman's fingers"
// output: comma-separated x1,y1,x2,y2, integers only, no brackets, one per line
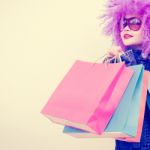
107,46,124,57
103,46,125,63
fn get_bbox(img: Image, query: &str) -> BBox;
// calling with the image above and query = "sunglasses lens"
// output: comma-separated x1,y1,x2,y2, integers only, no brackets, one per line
120,19,127,31
129,18,142,31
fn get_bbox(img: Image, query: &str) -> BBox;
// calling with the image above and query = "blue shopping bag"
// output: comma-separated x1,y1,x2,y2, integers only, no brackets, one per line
63,65,144,138
147,73,150,110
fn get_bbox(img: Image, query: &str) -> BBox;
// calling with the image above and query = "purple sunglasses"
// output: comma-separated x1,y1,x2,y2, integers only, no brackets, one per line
120,17,142,31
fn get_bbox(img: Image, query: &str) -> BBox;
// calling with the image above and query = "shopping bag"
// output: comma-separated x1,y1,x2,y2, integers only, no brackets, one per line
41,60,133,134
117,71,149,142
147,72,150,110
63,65,144,138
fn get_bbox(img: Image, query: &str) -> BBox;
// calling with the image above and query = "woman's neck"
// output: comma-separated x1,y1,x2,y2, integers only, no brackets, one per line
126,44,142,50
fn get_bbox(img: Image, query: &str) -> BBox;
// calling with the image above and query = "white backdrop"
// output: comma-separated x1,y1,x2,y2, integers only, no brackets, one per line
0,0,114,150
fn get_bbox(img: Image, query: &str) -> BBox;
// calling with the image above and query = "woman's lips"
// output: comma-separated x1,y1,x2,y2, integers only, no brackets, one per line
124,34,133,39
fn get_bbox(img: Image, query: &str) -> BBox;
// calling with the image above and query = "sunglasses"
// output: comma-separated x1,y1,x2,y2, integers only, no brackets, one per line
120,17,142,31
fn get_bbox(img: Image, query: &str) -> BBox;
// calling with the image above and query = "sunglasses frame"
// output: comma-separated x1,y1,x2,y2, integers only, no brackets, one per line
120,17,142,31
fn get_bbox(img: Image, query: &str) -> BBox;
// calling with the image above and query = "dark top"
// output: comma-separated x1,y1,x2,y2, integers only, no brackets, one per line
111,49,150,150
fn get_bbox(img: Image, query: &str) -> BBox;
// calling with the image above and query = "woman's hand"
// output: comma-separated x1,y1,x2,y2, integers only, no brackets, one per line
107,45,124,57
103,46,124,63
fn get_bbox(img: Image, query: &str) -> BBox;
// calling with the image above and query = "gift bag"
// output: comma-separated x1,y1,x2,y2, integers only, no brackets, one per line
63,65,144,138
117,71,149,142
41,60,133,134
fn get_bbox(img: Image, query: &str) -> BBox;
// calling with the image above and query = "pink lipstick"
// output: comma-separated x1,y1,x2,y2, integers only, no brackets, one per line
124,34,133,39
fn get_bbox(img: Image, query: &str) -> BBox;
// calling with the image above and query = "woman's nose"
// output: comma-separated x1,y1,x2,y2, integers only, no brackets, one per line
123,25,130,31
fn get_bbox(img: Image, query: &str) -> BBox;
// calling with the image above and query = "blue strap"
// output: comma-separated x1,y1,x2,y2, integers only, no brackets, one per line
147,91,150,110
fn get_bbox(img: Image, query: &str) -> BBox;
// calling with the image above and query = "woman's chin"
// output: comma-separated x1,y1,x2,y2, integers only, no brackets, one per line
123,41,143,48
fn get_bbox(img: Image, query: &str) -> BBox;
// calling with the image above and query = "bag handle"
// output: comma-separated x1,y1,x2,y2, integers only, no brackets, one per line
93,49,133,65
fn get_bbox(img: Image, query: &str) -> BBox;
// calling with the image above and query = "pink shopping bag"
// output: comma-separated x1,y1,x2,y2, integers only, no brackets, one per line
41,60,133,134
117,71,149,142
63,65,143,138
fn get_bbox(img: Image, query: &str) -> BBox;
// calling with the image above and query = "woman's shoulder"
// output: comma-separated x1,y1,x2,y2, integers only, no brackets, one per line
103,49,150,71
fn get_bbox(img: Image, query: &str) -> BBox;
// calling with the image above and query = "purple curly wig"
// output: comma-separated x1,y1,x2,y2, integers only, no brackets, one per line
100,0,150,55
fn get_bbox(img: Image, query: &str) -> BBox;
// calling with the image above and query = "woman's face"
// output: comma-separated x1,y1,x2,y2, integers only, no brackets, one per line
120,14,144,47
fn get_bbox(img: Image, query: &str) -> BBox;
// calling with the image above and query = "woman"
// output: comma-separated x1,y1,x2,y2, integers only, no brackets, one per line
101,0,150,149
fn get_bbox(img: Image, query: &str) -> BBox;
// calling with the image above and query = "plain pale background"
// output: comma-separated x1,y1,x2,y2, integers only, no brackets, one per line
0,0,115,150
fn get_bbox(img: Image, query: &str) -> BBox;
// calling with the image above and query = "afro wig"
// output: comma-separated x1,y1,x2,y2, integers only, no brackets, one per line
100,0,150,55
